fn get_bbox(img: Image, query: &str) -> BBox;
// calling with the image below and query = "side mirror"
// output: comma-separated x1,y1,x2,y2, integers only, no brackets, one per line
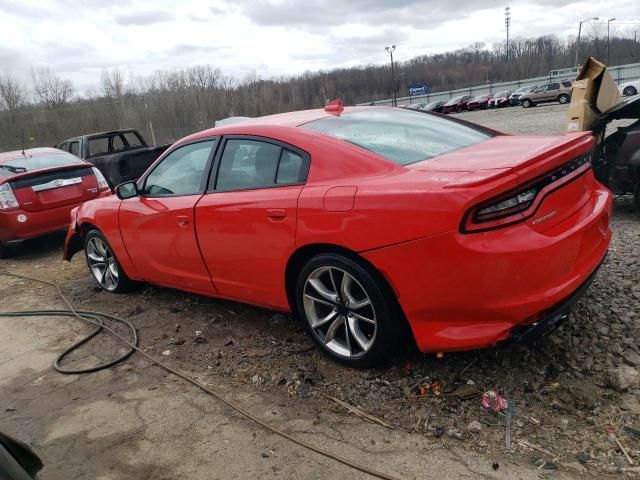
115,181,139,200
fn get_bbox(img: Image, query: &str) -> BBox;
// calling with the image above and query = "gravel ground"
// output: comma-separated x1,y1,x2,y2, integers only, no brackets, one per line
2,104,639,478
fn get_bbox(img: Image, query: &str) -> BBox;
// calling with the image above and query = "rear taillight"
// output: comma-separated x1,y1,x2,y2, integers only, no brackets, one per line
462,153,591,233
0,183,19,210
92,168,110,191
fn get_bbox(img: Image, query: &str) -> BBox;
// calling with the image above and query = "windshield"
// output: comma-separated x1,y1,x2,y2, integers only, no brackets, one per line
301,108,493,166
446,96,463,104
516,86,533,93
495,91,509,97
0,152,80,174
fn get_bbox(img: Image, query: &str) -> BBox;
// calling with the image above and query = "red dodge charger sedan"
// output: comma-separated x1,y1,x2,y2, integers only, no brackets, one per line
64,104,611,367
0,148,111,257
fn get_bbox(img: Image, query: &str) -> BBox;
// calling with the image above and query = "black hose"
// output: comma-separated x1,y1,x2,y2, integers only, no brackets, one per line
0,272,403,480
0,309,137,374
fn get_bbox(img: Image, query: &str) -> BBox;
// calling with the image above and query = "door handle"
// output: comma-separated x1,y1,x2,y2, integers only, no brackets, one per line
176,215,190,227
266,209,286,220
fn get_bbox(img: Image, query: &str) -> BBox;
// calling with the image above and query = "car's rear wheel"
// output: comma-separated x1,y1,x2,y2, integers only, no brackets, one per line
558,94,570,104
522,99,533,108
623,86,637,97
295,253,402,367
85,230,133,293
0,242,7,259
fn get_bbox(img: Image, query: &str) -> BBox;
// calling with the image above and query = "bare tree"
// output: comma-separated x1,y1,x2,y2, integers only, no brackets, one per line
101,68,125,99
0,73,25,113
31,67,74,108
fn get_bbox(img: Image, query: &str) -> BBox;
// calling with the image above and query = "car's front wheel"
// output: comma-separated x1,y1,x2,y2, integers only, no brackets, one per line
522,99,533,108
295,253,402,367
85,230,133,293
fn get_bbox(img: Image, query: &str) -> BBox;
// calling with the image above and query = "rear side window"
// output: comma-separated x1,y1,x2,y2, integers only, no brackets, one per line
215,139,307,191
69,141,80,157
144,141,215,196
302,108,493,166
123,132,143,148
562,80,572,88
548,83,561,90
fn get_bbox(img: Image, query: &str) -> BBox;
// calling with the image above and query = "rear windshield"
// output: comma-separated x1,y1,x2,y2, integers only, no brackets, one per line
302,108,493,166
0,152,80,174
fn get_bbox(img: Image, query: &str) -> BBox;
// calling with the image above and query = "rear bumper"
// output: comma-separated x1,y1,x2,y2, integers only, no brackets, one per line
362,183,612,353
503,256,602,345
0,193,109,246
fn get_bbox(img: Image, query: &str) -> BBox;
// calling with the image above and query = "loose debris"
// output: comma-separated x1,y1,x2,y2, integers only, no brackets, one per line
325,395,393,429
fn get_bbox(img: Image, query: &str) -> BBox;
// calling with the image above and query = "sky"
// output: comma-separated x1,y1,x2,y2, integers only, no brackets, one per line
0,0,638,94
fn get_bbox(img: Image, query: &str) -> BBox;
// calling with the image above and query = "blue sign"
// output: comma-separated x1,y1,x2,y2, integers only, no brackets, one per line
408,83,430,96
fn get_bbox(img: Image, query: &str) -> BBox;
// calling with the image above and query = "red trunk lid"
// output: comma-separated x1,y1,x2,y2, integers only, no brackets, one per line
9,166,100,212
408,132,597,232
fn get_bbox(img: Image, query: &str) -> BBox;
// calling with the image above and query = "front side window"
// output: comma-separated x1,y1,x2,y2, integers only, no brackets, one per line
215,139,307,191
143,141,215,196
302,107,493,166
88,137,109,157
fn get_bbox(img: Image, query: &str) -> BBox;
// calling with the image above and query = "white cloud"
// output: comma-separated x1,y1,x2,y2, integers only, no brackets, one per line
0,0,637,94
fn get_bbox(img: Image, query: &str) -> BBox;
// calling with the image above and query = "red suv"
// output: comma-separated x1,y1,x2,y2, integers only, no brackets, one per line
0,148,111,257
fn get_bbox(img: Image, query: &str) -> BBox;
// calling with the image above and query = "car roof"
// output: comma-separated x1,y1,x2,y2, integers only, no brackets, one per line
0,147,65,164
181,106,381,143
0,147,85,180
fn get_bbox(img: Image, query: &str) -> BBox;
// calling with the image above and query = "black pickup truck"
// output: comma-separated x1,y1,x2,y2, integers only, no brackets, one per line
57,129,169,187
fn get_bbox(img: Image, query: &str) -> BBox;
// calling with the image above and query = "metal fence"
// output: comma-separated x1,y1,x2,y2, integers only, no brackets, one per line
359,62,640,106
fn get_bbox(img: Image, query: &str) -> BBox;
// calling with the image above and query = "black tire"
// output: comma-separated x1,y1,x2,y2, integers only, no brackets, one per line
522,99,533,108
295,253,403,368
0,242,7,259
623,86,637,97
558,93,570,104
84,229,134,293
634,182,640,212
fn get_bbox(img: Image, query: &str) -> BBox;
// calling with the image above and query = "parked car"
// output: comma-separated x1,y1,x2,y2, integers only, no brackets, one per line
58,129,170,188
423,101,445,113
509,85,537,105
466,94,493,110
0,148,111,258
488,91,513,108
618,79,639,97
64,104,611,367
442,95,474,113
520,80,573,108
403,103,427,110
591,95,640,208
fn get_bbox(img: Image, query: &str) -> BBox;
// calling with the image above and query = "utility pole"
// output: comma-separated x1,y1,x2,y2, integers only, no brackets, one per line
607,18,616,66
385,45,397,106
504,7,511,62
575,18,598,67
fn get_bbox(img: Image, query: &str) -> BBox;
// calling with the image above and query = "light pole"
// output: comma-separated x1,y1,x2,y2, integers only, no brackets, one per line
575,17,598,67
607,17,616,66
504,7,511,62
385,45,397,106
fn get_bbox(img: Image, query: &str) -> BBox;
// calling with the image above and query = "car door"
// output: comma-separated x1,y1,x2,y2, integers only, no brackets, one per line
194,136,310,309
119,139,218,296
543,82,561,102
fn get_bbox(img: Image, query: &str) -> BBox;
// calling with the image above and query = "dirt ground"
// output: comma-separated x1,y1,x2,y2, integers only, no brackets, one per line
1,104,639,479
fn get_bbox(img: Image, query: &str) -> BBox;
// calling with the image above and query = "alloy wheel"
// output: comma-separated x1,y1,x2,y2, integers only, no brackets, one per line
302,266,377,359
86,237,119,291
